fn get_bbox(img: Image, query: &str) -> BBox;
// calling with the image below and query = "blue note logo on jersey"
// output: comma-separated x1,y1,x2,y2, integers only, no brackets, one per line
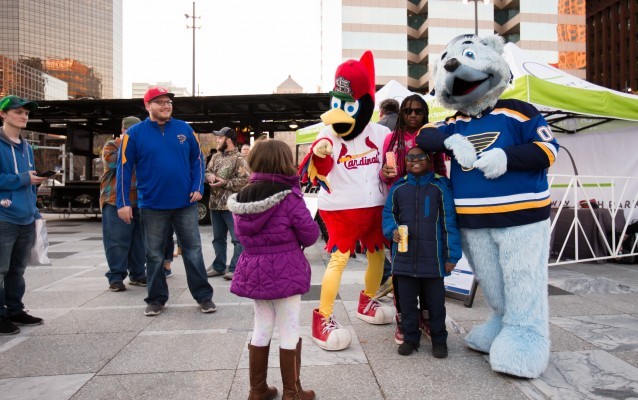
462,132,500,171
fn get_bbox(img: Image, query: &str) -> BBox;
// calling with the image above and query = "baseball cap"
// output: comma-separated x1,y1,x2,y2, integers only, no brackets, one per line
143,86,175,104
213,127,237,142
122,116,141,130
0,95,38,112
329,51,375,103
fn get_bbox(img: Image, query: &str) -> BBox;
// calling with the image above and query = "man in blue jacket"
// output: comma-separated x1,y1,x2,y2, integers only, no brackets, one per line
117,87,215,316
0,95,46,335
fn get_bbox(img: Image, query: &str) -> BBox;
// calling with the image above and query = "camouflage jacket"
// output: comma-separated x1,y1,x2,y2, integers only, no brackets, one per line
205,149,249,210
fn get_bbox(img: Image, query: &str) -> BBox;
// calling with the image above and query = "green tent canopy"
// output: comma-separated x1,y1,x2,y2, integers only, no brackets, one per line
428,43,638,133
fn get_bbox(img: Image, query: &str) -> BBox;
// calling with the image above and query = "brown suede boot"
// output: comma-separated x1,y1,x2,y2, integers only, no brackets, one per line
248,343,278,400
295,339,315,399
280,341,315,400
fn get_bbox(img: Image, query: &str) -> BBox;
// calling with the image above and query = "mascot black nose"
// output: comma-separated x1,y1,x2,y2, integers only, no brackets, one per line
444,58,460,72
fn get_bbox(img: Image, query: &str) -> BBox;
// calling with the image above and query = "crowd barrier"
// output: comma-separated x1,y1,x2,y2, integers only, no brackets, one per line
548,174,638,266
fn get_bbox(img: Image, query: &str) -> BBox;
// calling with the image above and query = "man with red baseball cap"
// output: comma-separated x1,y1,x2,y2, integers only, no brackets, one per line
117,87,216,316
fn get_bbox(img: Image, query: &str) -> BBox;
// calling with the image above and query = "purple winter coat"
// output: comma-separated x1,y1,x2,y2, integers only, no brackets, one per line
227,172,320,300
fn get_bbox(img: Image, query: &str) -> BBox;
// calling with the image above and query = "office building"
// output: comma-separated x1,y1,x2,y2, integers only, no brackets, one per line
586,0,637,93
0,55,68,100
0,0,122,99
320,0,586,93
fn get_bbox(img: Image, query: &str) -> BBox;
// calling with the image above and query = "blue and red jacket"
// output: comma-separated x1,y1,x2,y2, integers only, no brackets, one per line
116,117,204,210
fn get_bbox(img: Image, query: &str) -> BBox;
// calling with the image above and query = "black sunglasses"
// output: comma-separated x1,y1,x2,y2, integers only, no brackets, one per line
402,108,425,116
405,153,430,162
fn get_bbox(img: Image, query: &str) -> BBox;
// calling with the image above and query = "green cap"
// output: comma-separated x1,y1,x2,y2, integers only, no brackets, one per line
0,95,38,112
122,116,141,130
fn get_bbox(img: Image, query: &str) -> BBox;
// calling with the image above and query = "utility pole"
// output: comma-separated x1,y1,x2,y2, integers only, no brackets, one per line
185,2,200,96
463,0,489,36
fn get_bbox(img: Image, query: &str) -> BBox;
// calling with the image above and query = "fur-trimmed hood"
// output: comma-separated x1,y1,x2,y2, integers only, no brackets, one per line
227,172,300,236
228,190,291,216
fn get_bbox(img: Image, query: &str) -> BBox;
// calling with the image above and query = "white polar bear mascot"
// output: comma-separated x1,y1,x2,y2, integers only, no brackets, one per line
416,34,559,378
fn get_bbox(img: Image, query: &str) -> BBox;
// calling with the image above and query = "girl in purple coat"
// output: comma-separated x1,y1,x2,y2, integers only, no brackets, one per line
227,139,320,400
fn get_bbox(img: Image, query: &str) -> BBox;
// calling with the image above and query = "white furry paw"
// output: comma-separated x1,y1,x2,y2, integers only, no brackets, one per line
473,148,507,179
444,134,477,168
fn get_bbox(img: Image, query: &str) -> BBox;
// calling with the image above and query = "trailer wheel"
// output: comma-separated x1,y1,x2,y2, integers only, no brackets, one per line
197,201,210,225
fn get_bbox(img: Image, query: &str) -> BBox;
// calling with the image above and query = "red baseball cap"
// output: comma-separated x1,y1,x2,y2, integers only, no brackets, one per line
143,86,175,104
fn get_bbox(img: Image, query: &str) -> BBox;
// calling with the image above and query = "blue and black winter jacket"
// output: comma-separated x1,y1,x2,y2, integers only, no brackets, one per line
382,172,461,278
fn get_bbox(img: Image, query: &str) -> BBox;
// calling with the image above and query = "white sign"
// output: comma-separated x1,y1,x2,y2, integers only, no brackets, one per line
444,255,475,296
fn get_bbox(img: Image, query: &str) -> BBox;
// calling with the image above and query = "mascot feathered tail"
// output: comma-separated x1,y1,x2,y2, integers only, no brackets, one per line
299,51,394,351
416,34,559,378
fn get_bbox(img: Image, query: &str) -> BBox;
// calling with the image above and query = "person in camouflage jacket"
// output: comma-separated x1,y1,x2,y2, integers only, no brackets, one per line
204,127,250,280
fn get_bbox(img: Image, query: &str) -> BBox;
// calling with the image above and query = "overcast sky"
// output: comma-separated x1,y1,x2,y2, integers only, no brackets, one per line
122,0,322,98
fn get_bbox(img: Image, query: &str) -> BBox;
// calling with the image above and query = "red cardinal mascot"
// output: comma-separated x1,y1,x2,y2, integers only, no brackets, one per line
299,51,394,351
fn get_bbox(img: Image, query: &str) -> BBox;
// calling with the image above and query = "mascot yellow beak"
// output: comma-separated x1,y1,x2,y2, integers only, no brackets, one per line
321,108,355,137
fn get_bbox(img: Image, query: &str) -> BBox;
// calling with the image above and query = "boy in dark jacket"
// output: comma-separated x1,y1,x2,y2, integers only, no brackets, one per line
382,146,461,357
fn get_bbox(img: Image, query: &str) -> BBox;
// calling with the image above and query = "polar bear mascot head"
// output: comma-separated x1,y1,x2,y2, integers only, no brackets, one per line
433,34,511,117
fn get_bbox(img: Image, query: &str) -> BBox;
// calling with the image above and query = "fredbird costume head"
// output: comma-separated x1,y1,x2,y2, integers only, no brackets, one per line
433,34,511,117
321,51,376,140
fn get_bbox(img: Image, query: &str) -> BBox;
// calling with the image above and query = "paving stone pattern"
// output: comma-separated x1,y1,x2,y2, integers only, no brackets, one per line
1,216,637,399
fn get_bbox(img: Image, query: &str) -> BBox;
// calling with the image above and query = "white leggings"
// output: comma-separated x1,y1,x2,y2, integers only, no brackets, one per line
251,295,301,350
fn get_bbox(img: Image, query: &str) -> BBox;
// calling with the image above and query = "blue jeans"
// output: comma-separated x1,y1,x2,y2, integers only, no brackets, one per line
141,205,213,305
0,221,35,317
102,204,146,284
210,209,242,273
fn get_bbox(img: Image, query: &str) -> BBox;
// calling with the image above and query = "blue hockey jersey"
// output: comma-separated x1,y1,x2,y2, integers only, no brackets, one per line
416,99,559,229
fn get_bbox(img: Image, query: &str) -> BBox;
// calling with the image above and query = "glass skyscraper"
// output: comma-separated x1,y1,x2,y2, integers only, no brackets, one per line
0,0,122,99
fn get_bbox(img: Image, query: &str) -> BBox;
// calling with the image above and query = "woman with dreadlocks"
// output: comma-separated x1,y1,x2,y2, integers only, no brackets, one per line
379,94,448,347
380,94,447,186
